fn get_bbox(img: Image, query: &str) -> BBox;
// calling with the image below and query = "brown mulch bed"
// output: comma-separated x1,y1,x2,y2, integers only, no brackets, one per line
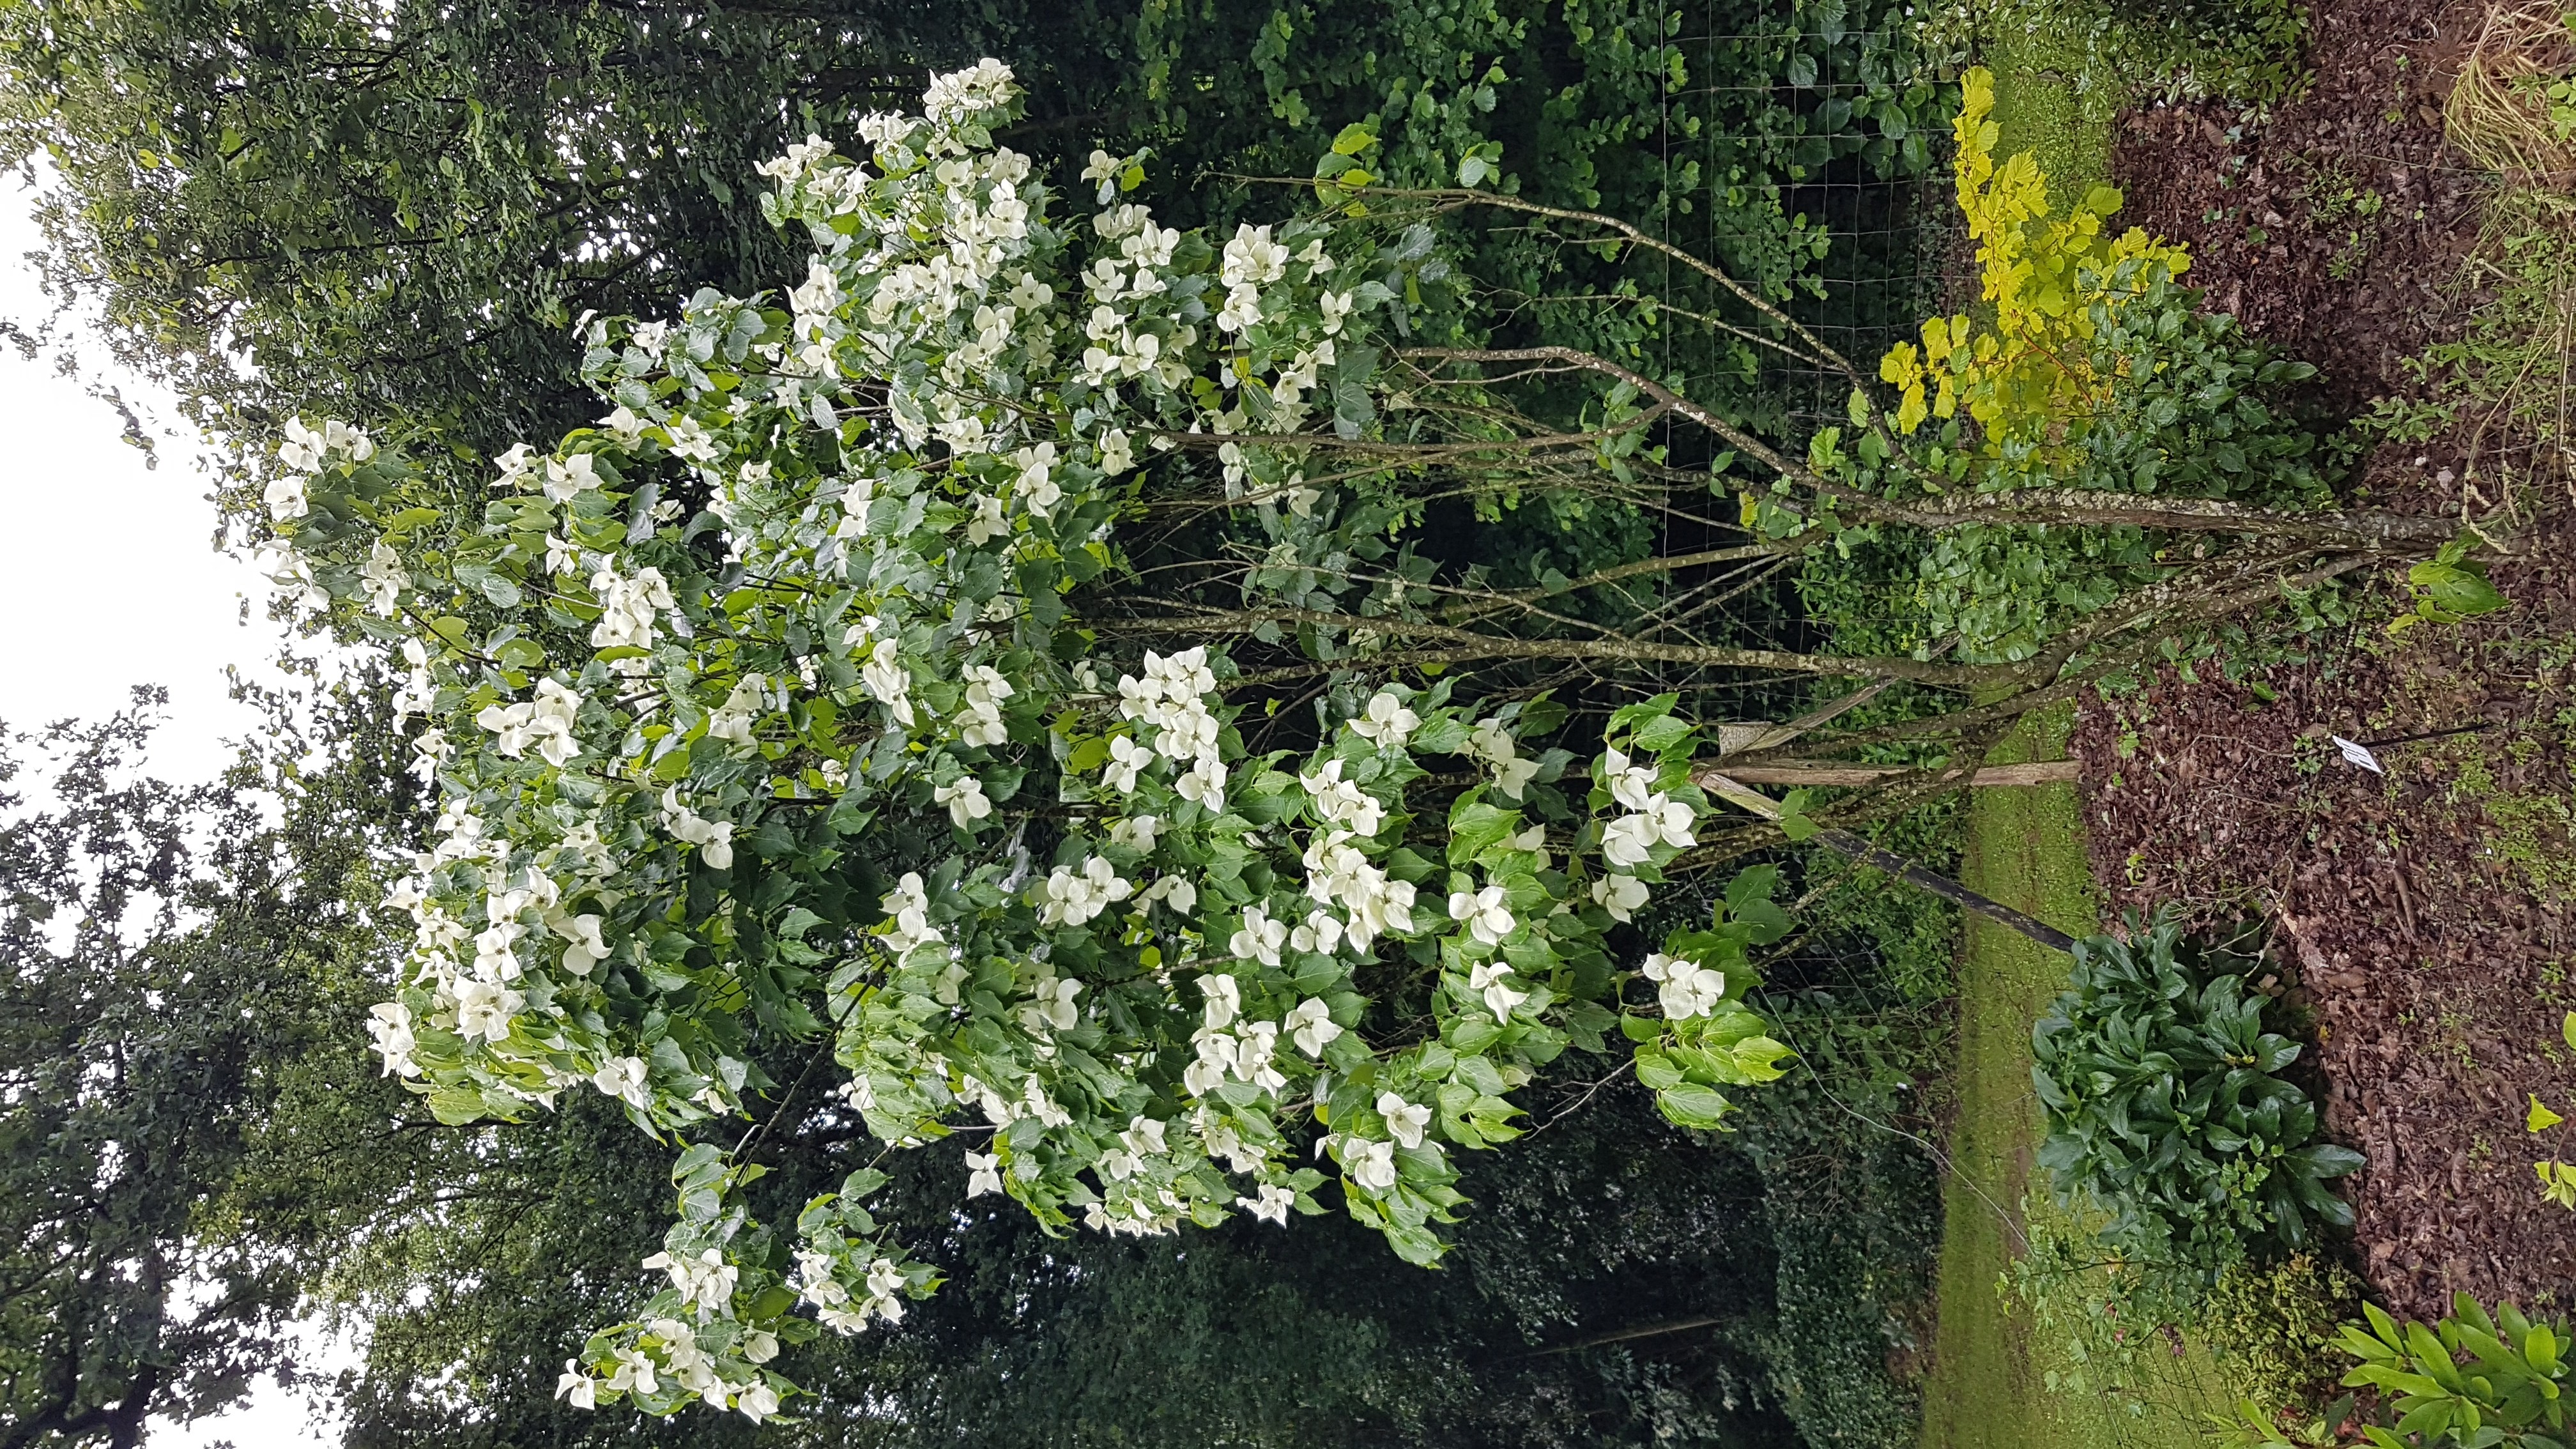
2112,0,2488,414
2072,531,2576,1321
2076,0,2576,1320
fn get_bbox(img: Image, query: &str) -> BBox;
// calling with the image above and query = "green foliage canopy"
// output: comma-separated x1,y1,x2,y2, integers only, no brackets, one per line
270,64,1813,1420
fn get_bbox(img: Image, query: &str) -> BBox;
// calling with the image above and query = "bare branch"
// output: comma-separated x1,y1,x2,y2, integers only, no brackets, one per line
1090,604,2016,689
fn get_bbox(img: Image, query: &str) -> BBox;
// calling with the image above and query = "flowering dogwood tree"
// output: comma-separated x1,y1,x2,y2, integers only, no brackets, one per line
254,46,2517,1422
264,62,1804,1421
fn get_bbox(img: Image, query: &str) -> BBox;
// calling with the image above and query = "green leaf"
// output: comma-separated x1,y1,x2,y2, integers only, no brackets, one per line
1653,1081,1734,1130
1732,896,1791,944
1445,801,1516,864
1067,736,1110,773
1607,693,1678,735
427,1087,492,1125
2410,558,2506,618
1631,714,1692,754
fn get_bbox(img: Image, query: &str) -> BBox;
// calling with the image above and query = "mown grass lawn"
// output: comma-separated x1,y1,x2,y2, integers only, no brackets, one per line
1913,53,2235,1445
1918,702,2231,1449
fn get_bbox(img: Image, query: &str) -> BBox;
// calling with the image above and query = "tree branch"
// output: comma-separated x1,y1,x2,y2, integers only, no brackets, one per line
1093,605,2016,689
1694,770,2080,953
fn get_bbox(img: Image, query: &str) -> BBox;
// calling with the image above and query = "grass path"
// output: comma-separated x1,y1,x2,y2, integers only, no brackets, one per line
1913,49,2233,1448
1917,708,2092,1449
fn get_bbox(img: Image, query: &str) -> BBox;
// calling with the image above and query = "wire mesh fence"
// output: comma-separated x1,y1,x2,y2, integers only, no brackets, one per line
1659,22,1959,430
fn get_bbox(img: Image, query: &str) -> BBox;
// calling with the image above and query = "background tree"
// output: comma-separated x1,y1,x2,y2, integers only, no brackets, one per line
0,0,1943,509
0,686,413,1449
325,1071,1797,1448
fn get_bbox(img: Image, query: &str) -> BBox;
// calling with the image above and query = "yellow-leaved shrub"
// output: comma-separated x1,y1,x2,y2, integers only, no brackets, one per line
1877,67,2192,457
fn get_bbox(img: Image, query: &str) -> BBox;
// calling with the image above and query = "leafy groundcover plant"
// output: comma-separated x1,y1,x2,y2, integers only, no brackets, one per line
263,61,1800,1422
2221,1295,2576,1449
2032,912,2363,1264
2338,1295,2573,1448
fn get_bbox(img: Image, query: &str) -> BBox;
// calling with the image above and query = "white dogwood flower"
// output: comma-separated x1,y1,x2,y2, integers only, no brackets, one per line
1103,734,1154,792
544,451,601,503
1591,874,1650,922
1137,873,1197,914
878,872,943,957
452,977,523,1042
1236,1183,1295,1225
1227,907,1286,967
1300,758,1384,836
264,471,309,521
1284,997,1342,1057
1197,971,1242,1030
1604,747,1660,811
705,673,767,746
1110,813,1160,852
1345,1137,1397,1191
1175,755,1227,811
1022,974,1081,1032
1447,884,1515,946
641,1246,739,1319
1376,1092,1432,1149
1642,952,1728,1020
1013,441,1060,516
1470,716,1541,798
1038,857,1131,926
367,1002,419,1077
658,788,736,870
1468,960,1528,1022
1347,689,1420,748
550,912,609,974
593,1055,650,1109
1600,795,1695,869
934,776,992,828
278,417,324,471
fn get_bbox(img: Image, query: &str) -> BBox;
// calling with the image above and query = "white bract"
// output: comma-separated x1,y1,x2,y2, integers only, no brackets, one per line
1641,952,1729,1020
935,776,992,827
261,61,1793,1422
1591,873,1650,923
1446,884,1516,947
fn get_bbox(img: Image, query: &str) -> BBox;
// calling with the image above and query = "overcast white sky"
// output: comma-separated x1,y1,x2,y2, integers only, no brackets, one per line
1,171,347,1448
0,175,293,782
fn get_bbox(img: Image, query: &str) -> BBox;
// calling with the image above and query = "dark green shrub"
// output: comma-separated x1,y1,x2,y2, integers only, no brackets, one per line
2201,1254,2366,1414
2030,912,2363,1264
2106,0,2304,77
1728,845,1957,1449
